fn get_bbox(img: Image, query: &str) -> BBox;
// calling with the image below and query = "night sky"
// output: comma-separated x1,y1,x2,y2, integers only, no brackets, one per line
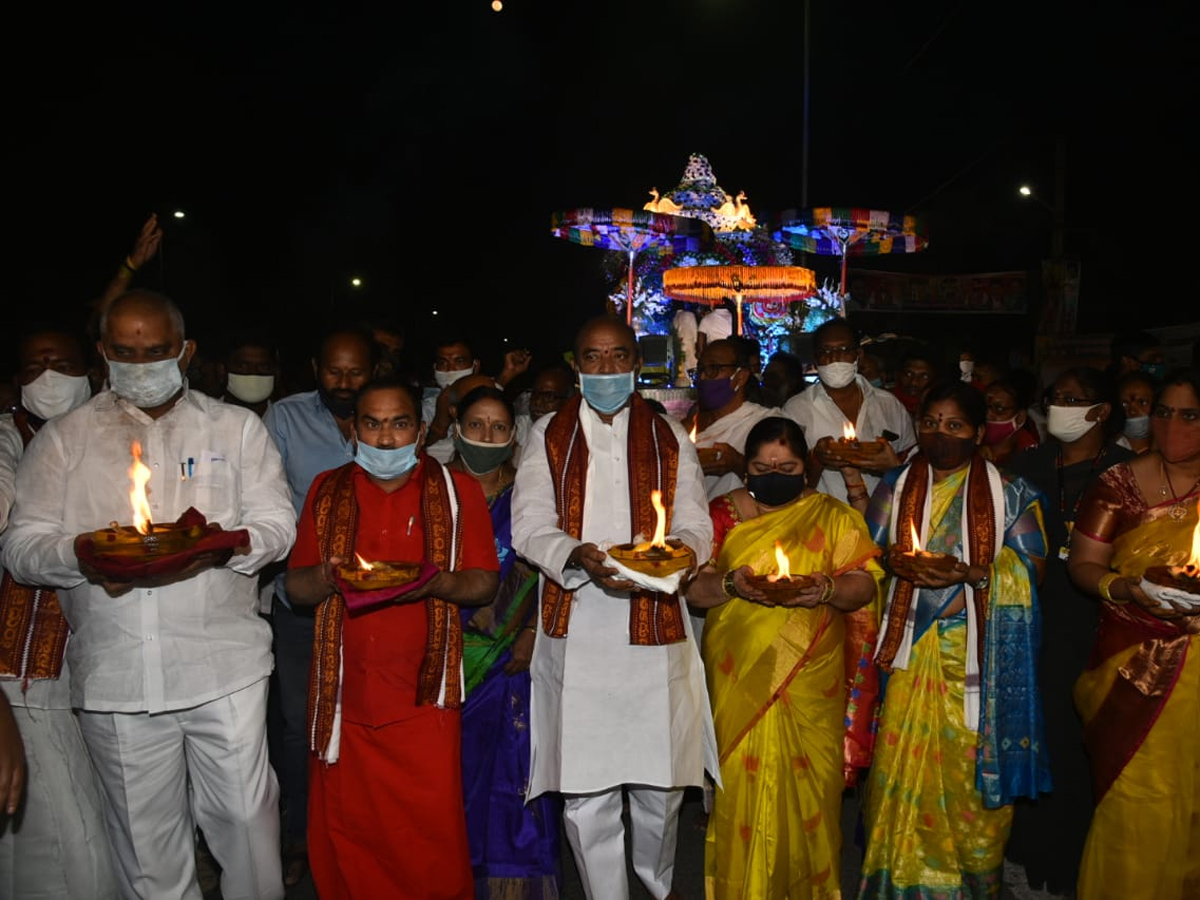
6,1,1190,377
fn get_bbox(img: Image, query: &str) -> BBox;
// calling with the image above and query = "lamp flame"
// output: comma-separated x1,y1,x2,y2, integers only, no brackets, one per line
129,442,153,535
689,422,697,443
649,490,667,548
1185,505,1200,575
766,541,792,583
842,421,857,441
355,553,375,571
909,522,923,553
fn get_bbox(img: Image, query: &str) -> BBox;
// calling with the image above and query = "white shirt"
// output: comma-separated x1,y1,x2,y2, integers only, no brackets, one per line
0,414,73,710
694,401,781,500
698,308,733,342
783,374,917,503
2,388,296,713
511,401,718,796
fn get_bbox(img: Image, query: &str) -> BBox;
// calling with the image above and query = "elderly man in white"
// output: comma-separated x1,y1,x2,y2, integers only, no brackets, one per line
2,290,295,900
512,316,716,900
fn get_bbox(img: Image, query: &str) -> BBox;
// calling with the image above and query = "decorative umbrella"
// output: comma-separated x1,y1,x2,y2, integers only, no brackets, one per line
775,207,928,296
662,265,817,336
551,207,711,325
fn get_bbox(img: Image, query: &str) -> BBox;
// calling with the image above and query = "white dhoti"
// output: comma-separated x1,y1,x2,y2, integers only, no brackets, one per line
77,677,283,900
0,703,116,899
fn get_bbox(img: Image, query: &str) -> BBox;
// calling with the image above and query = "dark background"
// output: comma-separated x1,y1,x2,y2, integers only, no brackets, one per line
4,1,1191,381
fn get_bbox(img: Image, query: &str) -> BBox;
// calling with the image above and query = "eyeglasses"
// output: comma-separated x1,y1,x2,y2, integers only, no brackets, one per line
814,344,859,363
1046,393,1097,408
688,364,740,381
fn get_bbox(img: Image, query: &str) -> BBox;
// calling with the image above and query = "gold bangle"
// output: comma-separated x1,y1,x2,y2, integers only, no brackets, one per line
722,570,739,599
1097,572,1123,603
122,256,139,273
818,573,836,605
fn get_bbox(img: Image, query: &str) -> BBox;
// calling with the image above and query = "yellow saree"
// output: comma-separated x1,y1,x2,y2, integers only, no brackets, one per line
1074,479,1200,900
704,492,884,900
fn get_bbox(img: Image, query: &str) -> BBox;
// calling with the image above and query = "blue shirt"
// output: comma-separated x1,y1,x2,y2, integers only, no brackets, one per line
263,390,355,606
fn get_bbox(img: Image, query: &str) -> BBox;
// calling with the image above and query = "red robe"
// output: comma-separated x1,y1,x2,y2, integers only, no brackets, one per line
291,460,498,900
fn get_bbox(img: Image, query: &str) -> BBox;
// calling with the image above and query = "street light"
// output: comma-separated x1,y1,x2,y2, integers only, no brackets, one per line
350,277,362,288
1017,184,1053,211
172,210,186,219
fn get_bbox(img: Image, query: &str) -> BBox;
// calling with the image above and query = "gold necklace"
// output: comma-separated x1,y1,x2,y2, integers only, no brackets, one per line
1160,459,1200,521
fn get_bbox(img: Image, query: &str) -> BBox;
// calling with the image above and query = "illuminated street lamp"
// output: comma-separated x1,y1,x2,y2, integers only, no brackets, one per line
350,277,363,288
1017,184,1053,211
172,210,186,219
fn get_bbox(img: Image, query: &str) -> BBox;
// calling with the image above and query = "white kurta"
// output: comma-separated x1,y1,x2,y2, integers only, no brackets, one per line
512,402,718,797
694,401,781,500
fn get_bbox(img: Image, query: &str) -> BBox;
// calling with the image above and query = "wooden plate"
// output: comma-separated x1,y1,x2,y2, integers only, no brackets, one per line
609,539,694,577
336,561,423,591
90,523,207,559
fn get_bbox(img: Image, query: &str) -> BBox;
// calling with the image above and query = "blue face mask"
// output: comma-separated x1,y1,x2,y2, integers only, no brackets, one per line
579,371,635,415
355,439,419,480
1124,415,1151,440
1142,362,1166,381
869,377,884,389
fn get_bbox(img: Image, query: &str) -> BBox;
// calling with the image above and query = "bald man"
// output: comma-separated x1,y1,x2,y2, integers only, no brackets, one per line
3,290,296,899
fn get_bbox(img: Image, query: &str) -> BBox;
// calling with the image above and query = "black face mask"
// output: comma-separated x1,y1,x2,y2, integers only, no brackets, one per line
746,472,807,507
318,385,356,420
918,432,977,471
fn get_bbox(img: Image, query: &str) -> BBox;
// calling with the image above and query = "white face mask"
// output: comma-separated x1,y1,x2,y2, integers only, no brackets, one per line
817,361,858,390
1047,403,1101,443
226,373,275,404
21,369,91,420
433,367,473,389
105,347,187,408
959,359,975,382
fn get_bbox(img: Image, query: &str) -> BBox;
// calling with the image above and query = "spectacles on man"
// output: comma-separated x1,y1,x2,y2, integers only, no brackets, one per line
688,364,740,381
814,344,859,363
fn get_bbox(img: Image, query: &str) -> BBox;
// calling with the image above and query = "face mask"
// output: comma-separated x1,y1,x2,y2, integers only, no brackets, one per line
1123,415,1151,440
105,347,186,408
959,360,975,382
745,471,807,508
697,370,740,410
434,367,473,389
579,371,635,415
21,369,91,420
1153,420,1200,464
454,427,515,475
869,377,884,389
983,417,1019,447
226,373,275,404
817,361,857,390
1141,362,1166,381
918,432,977,471
1047,404,1101,443
355,439,419,480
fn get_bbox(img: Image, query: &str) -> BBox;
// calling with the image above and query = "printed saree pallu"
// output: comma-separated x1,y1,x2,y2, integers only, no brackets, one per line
704,493,883,900
859,464,1048,900
1073,476,1200,900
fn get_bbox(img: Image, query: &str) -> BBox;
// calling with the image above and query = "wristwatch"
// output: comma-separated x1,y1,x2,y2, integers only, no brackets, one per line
971,571,990,591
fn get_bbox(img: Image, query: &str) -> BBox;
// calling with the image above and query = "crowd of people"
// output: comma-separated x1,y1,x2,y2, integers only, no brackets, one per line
1,220,1198,900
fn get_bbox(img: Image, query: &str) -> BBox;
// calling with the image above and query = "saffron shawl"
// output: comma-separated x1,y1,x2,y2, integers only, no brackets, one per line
540,394,687,646
307,459,463,763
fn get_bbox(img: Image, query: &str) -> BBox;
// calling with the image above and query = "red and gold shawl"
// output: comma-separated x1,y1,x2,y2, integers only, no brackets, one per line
541,393,687,646
0,421,69,687
875,454,997,675
307,459,463,760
